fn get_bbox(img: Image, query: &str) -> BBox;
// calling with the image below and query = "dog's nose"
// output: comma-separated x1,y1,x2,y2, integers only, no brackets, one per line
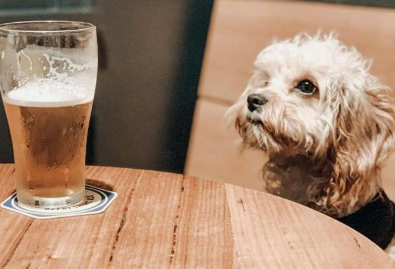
247,94,268,112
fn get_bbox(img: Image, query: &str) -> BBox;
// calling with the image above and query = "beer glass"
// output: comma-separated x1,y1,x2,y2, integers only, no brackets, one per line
0,21,97,208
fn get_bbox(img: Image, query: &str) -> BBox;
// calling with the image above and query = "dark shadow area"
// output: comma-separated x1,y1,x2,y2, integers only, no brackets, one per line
0,103,13,163
157,1,215,172
0,1,215,174
86,178,113,191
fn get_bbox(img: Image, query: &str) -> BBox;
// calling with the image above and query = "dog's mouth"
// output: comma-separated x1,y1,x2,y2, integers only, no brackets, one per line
245,114,302,150
245,114,273,140
248,118,263,126
247,114,264,126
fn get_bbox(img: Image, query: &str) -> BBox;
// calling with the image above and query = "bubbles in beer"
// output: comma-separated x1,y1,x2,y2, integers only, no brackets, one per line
3,78,93,207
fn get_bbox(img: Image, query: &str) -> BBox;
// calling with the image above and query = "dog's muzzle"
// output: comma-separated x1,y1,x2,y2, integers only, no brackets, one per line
247,94,268,112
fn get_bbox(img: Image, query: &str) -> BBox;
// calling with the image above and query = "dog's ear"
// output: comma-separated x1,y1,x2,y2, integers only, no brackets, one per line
322,79,395,216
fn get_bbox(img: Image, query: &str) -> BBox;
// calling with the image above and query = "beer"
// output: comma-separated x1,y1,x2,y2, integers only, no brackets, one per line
3,80,93,208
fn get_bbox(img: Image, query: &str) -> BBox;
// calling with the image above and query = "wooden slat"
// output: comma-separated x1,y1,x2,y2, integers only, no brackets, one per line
226,184,395,268
2,167,143,269
0,164,394,268
0,165,33,268
170,175,234,268
199,0,395,103
86,167,144,268
0,166,234,268
108,171,234,268
108,171,183,268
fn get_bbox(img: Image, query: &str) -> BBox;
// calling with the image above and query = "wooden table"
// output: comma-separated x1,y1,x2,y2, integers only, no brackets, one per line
0,164,394,268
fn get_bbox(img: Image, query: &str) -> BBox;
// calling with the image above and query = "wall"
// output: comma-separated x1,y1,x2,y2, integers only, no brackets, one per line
0,0,214,173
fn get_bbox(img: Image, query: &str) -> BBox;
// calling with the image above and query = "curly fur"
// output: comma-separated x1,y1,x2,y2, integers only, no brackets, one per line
226,33,395,218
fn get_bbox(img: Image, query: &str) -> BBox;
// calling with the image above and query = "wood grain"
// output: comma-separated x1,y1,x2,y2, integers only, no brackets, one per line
1,167,143,269
0,165,32,269
226,184,394,268
0,164,393,268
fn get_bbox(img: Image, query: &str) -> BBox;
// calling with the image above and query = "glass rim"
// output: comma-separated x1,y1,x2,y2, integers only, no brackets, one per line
0,21,96,35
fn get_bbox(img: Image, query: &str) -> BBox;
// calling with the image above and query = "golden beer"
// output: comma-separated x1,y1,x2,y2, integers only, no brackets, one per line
3,82,93,207
0,21,97,208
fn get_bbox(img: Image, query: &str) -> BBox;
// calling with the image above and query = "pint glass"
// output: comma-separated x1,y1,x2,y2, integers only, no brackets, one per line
0,21,97,208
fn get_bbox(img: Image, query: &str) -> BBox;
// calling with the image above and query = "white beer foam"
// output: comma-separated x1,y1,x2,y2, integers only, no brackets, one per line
3,79,93,107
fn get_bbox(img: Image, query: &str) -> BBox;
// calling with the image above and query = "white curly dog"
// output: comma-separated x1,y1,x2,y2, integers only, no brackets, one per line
226,33,395,250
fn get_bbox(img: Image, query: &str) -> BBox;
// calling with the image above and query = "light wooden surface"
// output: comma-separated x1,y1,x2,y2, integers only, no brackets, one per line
185,0,395,199
0,164,393,268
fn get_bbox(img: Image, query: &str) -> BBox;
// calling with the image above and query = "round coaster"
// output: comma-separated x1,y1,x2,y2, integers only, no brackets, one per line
15,186,107,215
1,185,117,219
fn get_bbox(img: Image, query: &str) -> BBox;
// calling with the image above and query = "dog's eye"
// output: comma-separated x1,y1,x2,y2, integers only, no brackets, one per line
296,80,317,95
256,80,269,88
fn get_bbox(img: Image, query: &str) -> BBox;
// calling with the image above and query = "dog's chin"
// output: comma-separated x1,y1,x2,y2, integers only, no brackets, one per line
243,113,312,157
246,114,263,128
240,114,280,153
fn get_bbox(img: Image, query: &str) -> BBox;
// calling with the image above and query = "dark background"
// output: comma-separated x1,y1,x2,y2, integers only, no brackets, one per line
0,0,214,173
0,0,392,174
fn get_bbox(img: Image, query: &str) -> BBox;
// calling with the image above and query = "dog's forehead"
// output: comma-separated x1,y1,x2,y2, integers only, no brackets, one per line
255,40,337,69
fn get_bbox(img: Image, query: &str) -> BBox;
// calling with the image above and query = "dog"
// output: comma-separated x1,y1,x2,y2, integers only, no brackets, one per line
226,33,395,249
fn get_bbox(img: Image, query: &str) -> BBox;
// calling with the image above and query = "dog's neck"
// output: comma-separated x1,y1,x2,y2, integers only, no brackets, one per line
262,153,358,218
263,154,322,203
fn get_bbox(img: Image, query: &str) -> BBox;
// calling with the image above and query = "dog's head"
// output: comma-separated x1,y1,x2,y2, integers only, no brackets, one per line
226,33,395,215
